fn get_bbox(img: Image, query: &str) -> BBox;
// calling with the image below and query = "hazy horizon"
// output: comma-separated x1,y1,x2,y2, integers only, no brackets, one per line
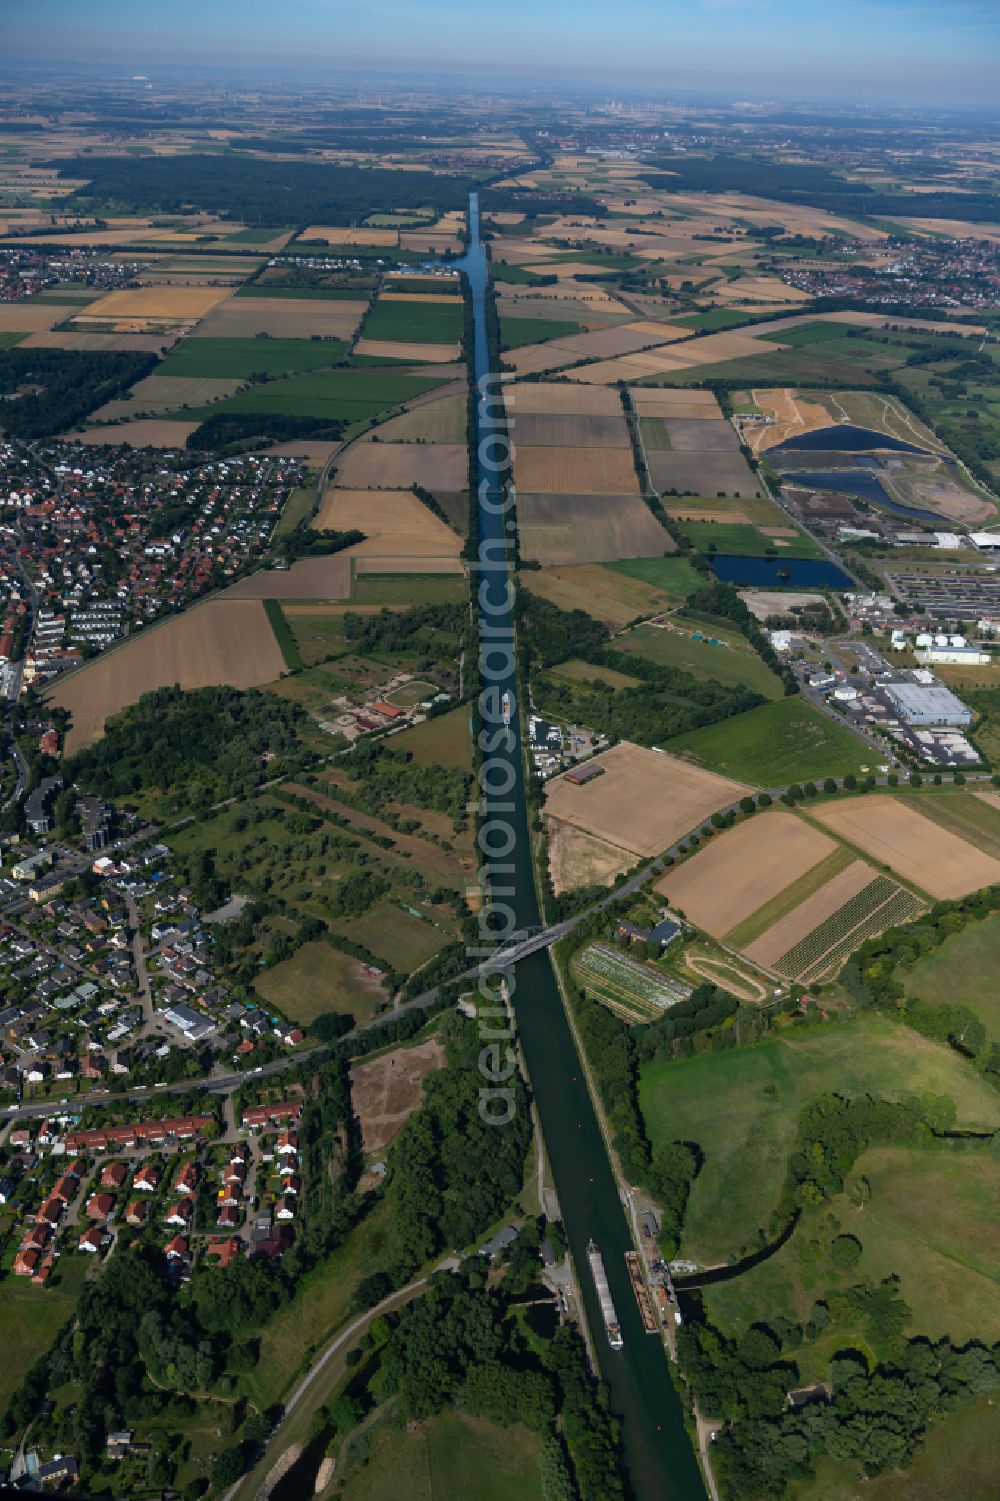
4,0,1000,110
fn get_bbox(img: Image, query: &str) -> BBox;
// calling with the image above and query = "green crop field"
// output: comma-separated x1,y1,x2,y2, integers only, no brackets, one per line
159,336,346,379
364,297,464,343
638,1016,1000,1265
0,332,26,349
263,599,302,670
204,368,448,422
351,573,466,608
640,332,918,389
254,939,386,1025
234,284,369,299
759,320,851,346
904,912,1000,1041
616,621,784,698
793,1398,1000,1501
338,1409,542,1501
677,519,823,558
605,555,704,598
705,1144,1000,1361
500,316,581,348
665,696,870,785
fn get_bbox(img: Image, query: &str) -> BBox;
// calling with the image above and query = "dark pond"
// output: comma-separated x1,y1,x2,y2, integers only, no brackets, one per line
780,468,943,524
774,423,925,454
710,554,853,589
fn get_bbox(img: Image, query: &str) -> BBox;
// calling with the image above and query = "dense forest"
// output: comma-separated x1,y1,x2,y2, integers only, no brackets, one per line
519,593,764,745
639,152,1000,223
69,685,311,807
186,411,346,451
52,155,478,225
0,348,156,439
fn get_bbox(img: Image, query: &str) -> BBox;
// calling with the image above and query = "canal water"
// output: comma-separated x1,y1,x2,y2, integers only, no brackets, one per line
456,193,706,1501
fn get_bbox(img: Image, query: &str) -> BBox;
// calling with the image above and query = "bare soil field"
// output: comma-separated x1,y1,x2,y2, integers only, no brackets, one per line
353,338,461,363
517,493,671,565
647,451,760,496
74,285,231,325
630,388,722,419
544,741,748,857
747,388,837,455
548,818,637,893
194,297,366,339
223,554,352,600
663,418,740,452
510,383,623,416
332,442,468,492
510,413,629,448
360,393,466,443
809,796,1000,899
520,563,682,626
350,1040,446,1155
745,859,876,967
312,489,461,557
52,599,286,753
71,419,198,448
740,589,830,620
512,445,638,495
656,812,837,936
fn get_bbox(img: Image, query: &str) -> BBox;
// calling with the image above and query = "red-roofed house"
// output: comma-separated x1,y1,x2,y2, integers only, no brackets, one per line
164,1197,193,1228
275,1195,295,1221
174,1162,198,1194
164,1235,188,1261
206,1237,241,1267
133,1164,160,1193
14,1247,39,1277
79,1227,105,1254
86,1192,115,1221
216,1203,240,1230
100,1162,127,1190
125,1199,148,1227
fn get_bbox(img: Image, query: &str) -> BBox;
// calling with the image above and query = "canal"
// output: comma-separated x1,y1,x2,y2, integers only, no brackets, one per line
457,192,707,1501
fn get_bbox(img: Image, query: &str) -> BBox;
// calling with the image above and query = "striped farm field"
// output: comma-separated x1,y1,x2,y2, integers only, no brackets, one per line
767,876,925,983
572,941,692,1023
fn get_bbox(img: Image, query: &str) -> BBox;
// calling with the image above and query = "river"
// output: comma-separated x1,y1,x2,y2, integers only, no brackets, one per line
456,192,706,1501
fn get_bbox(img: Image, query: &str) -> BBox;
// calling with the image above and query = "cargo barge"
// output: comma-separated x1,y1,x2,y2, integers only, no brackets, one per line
587,1239,623,1349
625,1251,658,1334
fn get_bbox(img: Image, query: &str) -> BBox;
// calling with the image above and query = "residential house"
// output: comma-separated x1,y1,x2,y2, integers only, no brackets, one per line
164,1235,188,1261
86,1192,115,1222
100,1162,127,1190
275,1195,295,1221
132,1164,160,1193
174,1162,198,1194
164,1197,193,1228
79,1227,105,1253
125,1199,148,1227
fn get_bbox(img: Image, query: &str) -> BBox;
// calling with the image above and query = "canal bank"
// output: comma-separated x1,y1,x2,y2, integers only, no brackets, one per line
458,192,707,1501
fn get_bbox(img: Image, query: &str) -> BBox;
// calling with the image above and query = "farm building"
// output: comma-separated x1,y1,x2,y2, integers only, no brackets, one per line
564,761,605,786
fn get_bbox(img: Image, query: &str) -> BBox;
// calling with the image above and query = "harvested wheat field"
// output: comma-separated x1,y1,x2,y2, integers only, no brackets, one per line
194,297,366,339
354,555,464,574
72,419,198,448
548,818,637,894
513,446,638,494
656,812,836,936
647,450,760,496
380,292,458,305
544,741,748,858
509,383,623,416
349,1040,446,1155
630,388,723,419
809,796,1000,899
90,374,242,423
312,489,461,557
517,493,671,565
358,392,466,444
0,303,67,333
52,599,287,753
354,338,461,363
300,225,398,247
511,413,630,448
744,859,877,968
663,419,741,452
332,442,468,492
520,563,681,626
22,330,179,352
223,554,352,600
74,286,231,325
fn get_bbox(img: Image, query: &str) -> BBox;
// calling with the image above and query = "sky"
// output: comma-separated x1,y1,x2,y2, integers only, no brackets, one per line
4,0,1000,109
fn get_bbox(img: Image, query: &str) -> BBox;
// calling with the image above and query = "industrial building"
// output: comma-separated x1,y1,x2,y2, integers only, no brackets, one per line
879,680,973,726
